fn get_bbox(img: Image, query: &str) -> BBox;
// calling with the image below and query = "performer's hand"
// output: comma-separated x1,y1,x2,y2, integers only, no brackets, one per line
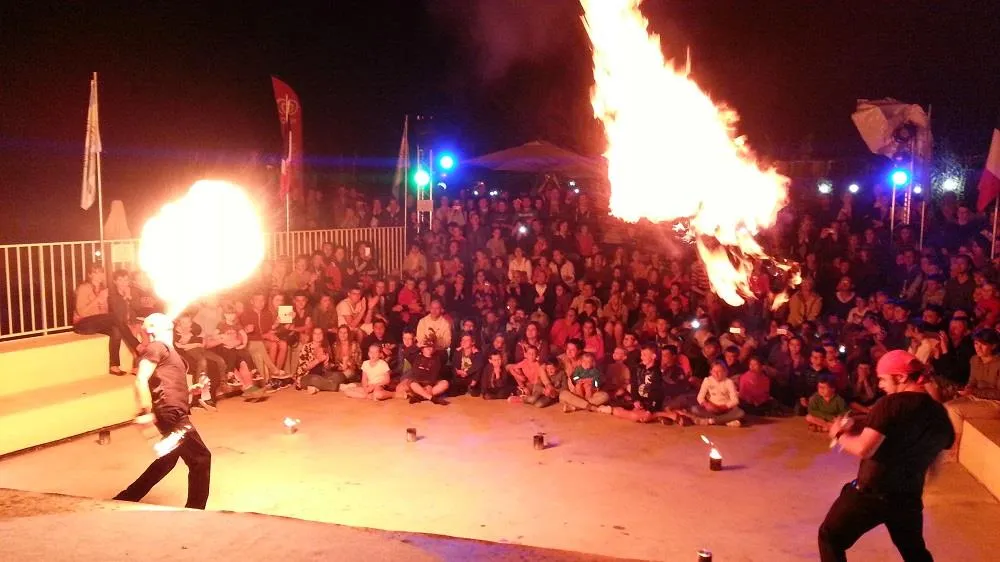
827,415,853,440
135,413,159,441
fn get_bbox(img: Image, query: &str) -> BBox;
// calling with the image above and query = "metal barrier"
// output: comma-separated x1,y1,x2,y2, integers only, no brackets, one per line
0,227,405,341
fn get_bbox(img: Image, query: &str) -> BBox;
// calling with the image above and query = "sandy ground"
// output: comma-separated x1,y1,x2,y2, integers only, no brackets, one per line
0,490,634,561
1,390,998,561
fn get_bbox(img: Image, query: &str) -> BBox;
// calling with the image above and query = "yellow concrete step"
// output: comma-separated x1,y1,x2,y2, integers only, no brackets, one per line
0,376,135,456
0,333,134,397
959,418,1000,500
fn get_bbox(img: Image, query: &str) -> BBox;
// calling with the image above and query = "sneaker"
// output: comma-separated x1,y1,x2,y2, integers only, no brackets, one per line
430,396,449,406
408,395,423,404
242,385,264,399
265,379,291,393
694,417,712,426
596,405,612,415
562,403,576,413
306,386,319,395
197,374,211,388
726,419,742,428
226,374,240,387
677,417,693,427
198,398,218,412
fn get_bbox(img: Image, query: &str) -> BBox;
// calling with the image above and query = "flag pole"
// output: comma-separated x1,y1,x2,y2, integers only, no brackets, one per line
285,128,291,235
402,114,409,262
992,200,999,260
94,72,106,263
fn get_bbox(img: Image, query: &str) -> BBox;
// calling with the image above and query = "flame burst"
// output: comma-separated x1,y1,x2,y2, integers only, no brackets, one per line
139,180,265,318
582,0,790,306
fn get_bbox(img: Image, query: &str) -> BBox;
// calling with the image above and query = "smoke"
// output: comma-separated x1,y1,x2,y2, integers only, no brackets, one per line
430,0,582,81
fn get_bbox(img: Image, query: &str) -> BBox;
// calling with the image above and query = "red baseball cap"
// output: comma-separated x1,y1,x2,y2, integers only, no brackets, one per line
876,350,923,376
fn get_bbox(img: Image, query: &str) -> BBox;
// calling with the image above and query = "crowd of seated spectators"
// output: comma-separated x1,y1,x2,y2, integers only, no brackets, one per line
73,180,1000,454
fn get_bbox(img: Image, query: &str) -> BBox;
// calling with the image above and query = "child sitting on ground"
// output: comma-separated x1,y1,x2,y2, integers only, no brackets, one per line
805,377,848,432
564,352,604,412
344,344,393,401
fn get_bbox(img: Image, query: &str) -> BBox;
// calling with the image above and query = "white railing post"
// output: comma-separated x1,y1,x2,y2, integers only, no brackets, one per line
39,245,48,334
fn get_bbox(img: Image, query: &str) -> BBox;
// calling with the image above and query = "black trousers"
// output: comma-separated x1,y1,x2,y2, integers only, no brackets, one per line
114,415,211,509
74,314,140,368
818,482,932,562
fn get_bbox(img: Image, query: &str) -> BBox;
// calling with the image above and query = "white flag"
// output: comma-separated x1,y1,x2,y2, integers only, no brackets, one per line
851,98,931,161
391,115,409,200
81,73,102,210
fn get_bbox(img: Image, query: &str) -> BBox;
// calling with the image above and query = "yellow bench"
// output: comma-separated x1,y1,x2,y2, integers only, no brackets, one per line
959,418,1000,500
0,332,136,456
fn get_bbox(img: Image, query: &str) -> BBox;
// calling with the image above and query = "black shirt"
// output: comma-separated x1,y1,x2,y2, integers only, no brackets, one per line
412,353,442,385
143,341,190,415
631,362,664,410
856,392,955,497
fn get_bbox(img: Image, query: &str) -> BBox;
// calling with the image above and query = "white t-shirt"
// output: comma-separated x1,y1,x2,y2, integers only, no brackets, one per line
336,298,365,327
362,359,391,386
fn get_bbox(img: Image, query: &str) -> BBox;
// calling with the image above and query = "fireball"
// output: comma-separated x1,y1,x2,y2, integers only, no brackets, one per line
139,180,265,318
581,0,790,306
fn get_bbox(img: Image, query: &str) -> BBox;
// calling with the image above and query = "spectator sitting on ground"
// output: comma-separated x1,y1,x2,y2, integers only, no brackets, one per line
299,327,336,394
405,342,449,404
416,299,452,352
691,361,745,427
805,377,849,432
848,360,881,414
481,350,515,400
343,344,394,401
739,357,778,416
326,325,362,391
451,334,484,396
561,351,608,413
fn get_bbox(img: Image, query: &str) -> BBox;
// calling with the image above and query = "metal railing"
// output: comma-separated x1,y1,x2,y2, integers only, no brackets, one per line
0,227,405,341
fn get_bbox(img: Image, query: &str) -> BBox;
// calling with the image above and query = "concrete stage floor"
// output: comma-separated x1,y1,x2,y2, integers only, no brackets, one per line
1,391,998,561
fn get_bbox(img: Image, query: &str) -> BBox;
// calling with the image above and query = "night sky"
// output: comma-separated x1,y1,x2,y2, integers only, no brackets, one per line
2,0,998,242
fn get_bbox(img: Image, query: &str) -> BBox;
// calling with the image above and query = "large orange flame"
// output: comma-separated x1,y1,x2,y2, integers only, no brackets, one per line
582,0,790,306
139,180,265,318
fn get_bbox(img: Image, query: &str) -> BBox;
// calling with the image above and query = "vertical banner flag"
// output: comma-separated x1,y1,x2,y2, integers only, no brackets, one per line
271,76,303,201
81,73,102,210
977,116,1000,212
391,115,410,201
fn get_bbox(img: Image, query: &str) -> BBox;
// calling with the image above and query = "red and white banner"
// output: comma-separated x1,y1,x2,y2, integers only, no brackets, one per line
977,119,1000,212
271,76,303,201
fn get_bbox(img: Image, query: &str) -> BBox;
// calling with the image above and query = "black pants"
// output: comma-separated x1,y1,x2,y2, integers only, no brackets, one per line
818,482,932,562
74,314,140,368
114,415,211,509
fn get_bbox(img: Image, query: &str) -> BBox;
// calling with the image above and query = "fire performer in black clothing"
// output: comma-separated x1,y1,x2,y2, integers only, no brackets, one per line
113,313,212,509
818,350,954,562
